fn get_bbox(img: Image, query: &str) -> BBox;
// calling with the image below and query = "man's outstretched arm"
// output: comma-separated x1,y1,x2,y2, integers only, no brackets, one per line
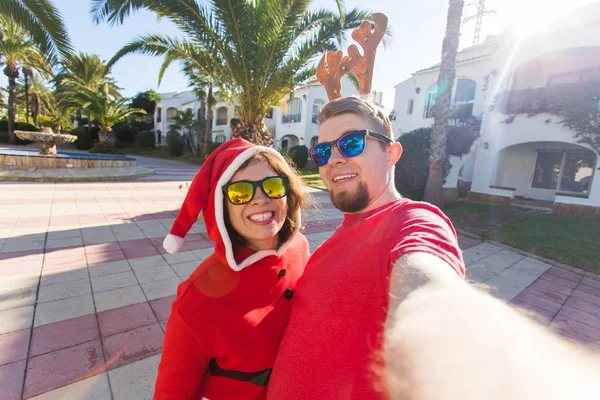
384,253,600,400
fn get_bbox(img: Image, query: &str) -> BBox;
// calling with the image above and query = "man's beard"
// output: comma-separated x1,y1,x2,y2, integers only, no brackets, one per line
329,180,370,213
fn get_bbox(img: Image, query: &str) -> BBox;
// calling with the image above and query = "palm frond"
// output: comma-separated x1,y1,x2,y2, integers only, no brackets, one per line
0,0,72,62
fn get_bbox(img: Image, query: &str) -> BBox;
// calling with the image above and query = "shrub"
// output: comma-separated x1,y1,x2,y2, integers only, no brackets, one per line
37,115,53,128
136,130,155,149
113,120,136,144
89,141,116,154
166,131,185,157
288,145,309,169
394,128,449,201
394,124,479,201
0,118,37,145
71,126,94,150
206,141,222,156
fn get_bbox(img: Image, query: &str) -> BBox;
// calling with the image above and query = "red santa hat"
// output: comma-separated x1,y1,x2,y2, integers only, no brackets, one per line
163,138,300,271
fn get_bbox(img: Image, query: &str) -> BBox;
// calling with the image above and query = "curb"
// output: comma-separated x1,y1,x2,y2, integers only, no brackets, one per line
0,167,155,182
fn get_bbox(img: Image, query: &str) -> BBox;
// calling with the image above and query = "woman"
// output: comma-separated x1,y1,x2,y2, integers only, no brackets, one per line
155,139,310,400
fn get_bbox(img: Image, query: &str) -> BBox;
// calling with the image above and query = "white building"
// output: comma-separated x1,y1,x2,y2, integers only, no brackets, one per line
154,76,359,151
392,3,600,216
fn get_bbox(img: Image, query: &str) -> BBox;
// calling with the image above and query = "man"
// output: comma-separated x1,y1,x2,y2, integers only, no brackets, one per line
269,97,600,400
268,97,466,399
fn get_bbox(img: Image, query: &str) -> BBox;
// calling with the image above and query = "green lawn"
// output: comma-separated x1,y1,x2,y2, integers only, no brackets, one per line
486,214,600,274
444,202,498,221
299,165,325,187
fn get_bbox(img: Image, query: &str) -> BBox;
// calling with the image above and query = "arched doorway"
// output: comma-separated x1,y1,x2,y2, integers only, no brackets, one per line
280,134,300,152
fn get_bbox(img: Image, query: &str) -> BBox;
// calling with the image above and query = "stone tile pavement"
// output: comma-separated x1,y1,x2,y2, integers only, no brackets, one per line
0,157,599,399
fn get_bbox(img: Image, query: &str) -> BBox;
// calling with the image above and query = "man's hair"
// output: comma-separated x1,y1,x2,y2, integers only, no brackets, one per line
224,151,310,248
318,97,393,139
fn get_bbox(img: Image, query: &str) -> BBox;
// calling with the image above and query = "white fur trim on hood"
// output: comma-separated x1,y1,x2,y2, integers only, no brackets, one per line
214,146,301,272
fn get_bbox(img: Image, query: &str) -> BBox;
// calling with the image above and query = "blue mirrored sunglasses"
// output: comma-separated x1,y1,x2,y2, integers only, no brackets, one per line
309,130,393,167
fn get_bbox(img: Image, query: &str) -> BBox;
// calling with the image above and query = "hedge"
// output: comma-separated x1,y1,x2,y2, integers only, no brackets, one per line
287,145,309,169
394,124,479,201
166,131,185,157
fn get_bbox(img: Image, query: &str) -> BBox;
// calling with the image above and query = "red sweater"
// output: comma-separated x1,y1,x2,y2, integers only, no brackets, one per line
154,233,309,400
269,199,465,399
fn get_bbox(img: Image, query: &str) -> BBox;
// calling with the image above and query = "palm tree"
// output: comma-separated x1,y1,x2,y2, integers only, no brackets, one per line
168,108,201,156
91,0,372,145
184,62,215,157
28,73,56,126
0,0,72,62
0,17,51,143
63,84,145,144
56,53,121,134
423,0,465,207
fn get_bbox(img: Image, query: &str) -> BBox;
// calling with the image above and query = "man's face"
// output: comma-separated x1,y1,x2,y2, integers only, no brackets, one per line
318,113,394,213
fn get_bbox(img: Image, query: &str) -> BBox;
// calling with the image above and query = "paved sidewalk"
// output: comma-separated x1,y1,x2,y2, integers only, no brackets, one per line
1,157,599,399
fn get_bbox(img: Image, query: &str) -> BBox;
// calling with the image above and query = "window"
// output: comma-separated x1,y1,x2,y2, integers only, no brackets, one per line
533,151,596,194
282,98,302,123
215,134,227,143
310,136,319,148
559,152,595,193
156,107,162,122
532,152,562,190
281,139,289,152
312,99,324,123
406,99,414,115
216,107,228,126
452,78,476,119
265,108,274,119
423,85,438,118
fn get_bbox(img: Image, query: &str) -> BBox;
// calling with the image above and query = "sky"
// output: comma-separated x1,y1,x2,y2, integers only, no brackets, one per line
1,0,598,110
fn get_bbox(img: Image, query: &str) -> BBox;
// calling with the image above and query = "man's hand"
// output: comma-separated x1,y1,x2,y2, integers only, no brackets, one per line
384,283,600,400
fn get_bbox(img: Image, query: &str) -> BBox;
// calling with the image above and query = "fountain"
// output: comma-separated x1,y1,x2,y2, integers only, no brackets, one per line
1,128,155,181
14,127,77,156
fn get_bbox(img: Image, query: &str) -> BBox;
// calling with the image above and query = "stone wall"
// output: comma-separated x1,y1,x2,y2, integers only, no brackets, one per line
553,203,600,220
0,154,135,169
468,191,513,205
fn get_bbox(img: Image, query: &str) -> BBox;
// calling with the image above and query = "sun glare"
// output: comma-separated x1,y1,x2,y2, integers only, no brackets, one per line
502,0,593,35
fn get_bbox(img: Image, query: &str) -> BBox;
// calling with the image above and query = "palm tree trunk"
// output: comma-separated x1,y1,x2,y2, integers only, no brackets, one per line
204,85,213,151
32,95,40,127
3,63,19,145
232,119,273,146
23,69,30,124
199,97,207,156
186,129,198,156
423,0,464,207
99,126,114,145
22,67,33,125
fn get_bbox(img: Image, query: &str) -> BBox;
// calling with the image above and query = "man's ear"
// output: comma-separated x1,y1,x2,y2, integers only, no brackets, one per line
388,142,403,167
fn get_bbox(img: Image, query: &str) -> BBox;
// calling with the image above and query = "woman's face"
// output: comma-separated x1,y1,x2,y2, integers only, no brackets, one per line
226,160,288,251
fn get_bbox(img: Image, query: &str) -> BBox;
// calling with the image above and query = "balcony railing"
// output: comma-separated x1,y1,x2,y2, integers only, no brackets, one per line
493,80,600,116
424,102,474,120
282,114,302,124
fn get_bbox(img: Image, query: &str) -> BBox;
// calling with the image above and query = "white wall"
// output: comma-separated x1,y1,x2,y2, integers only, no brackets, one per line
392,78,416,136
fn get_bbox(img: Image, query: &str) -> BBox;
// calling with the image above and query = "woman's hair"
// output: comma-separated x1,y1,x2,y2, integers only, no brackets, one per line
224,151,311,248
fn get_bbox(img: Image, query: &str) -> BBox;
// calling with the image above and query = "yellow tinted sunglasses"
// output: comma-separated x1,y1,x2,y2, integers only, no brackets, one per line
223,176,289,205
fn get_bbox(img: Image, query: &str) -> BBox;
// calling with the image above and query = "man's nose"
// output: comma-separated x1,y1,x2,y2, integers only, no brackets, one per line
327,145,347,165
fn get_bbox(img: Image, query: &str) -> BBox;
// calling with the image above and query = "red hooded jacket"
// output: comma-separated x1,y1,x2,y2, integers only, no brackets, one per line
154,140,310,399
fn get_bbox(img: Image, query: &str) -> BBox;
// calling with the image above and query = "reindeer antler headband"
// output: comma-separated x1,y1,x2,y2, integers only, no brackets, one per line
316,13,388,101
